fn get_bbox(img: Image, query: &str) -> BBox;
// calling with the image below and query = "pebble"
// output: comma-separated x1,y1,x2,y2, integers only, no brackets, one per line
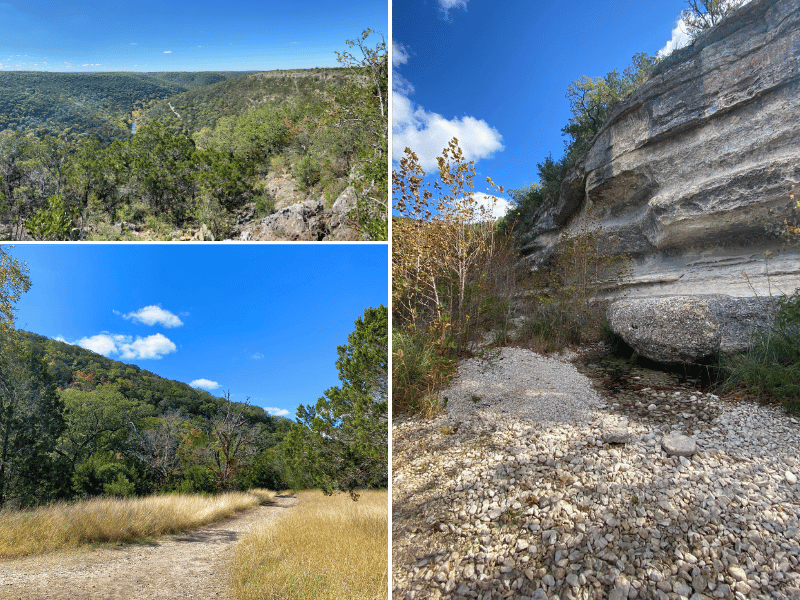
392,347,800,600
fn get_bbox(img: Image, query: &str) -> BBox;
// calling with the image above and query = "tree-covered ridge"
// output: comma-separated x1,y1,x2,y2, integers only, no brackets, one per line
17,330,261,420
138,68,352,134
0,71,244,142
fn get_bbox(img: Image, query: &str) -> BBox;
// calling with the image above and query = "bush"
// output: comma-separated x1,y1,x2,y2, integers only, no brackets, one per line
514,218,629,353
292,154,322,191
174,465,217,494
718,290,800,411
392,330,455,417
254,191,276,219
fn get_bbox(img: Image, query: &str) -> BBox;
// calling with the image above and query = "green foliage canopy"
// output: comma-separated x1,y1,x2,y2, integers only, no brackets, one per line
283,306,388,495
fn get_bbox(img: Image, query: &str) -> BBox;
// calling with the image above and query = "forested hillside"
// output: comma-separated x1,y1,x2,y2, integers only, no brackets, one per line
0,31,387,241
0,320,388,510
0,71,243,141
138,68,350,133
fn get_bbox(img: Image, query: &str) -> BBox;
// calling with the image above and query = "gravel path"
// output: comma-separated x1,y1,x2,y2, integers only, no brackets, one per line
392,347,800,600
0,494,298,600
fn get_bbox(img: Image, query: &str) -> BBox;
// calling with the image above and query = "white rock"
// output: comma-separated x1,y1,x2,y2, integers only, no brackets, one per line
662,433,697,456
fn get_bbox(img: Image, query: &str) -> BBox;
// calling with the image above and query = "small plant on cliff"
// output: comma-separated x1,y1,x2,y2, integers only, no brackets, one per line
516,211,631,353
682,0,747,39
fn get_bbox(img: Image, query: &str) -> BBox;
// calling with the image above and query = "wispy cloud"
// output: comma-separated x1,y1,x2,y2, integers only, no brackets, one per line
251,352,265,360
265,407,290,417
164,50,172,54
190,379,220,390
76,333,177,360
392,41,414,96
120,305,184,328
439,0,468,19
392,40,409,69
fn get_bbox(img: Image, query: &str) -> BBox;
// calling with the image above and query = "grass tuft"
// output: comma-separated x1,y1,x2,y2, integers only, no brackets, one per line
0,491,270,559
230,489,388,600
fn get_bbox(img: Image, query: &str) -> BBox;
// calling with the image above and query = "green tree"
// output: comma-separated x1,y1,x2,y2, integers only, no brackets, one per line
682,0,746,39
55,384,152,474
283,306,388,496
562,53,658,161
0,342,64,508
323,29,389,240
127,121,198,224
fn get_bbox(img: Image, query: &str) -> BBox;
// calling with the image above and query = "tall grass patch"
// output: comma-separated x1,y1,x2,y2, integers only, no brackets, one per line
717,290,800,411
230,489,388,600
392,329,455,417
0,491,268,559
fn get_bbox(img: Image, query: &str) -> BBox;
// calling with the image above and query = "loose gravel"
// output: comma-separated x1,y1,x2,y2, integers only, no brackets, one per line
392,347,800,600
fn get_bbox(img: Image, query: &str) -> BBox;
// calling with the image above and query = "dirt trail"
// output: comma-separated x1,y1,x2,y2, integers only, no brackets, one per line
0,494,298,600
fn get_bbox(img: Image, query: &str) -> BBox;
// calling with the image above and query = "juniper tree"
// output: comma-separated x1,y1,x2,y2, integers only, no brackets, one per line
283,306,388,497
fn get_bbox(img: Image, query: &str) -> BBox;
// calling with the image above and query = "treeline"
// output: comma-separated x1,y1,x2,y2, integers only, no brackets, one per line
0,30,387,240
0,309,388,509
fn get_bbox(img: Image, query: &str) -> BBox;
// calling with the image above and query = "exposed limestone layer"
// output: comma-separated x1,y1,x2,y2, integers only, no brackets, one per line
525,0,800,297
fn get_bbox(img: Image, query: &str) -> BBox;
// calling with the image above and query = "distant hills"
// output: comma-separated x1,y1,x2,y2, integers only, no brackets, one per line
20,329,277,425
0,68,348,142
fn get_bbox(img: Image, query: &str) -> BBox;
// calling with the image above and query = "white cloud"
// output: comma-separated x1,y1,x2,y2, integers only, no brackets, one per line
251,352,265,360
265,407,290,417
118,334,177,360
658,17,692,57
439,0,468,18
78,334,124,356
393,93,503,172
392,41,415,97
392,40,409,68
164,50,172,54
472,192,511,221
190,379,220,390
122,305,183,328
75,333,177,360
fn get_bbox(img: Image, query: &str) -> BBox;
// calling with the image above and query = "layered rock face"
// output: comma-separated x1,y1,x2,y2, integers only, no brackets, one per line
525,0,800,298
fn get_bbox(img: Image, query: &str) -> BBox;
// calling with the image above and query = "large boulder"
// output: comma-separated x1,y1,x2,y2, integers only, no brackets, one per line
607,297,722,363
525,0,800,297
607,294,780,362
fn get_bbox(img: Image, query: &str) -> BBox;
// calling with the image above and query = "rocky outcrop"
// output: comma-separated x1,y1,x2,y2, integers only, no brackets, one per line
235,185,364,241
607,294,779,362
525,0,800,298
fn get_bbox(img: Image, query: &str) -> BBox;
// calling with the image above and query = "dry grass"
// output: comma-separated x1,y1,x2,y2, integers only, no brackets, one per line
0,490,273,559
230,489,388,600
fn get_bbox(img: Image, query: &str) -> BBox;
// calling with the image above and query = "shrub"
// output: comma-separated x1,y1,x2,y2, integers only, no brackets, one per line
514,216,629,353
255,191,277,219
392,330,455,417
718,290,800,411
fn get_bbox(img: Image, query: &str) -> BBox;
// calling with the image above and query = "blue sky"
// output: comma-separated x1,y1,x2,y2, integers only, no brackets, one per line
392,0,698,217
0,0,387,71
9,243,388,419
